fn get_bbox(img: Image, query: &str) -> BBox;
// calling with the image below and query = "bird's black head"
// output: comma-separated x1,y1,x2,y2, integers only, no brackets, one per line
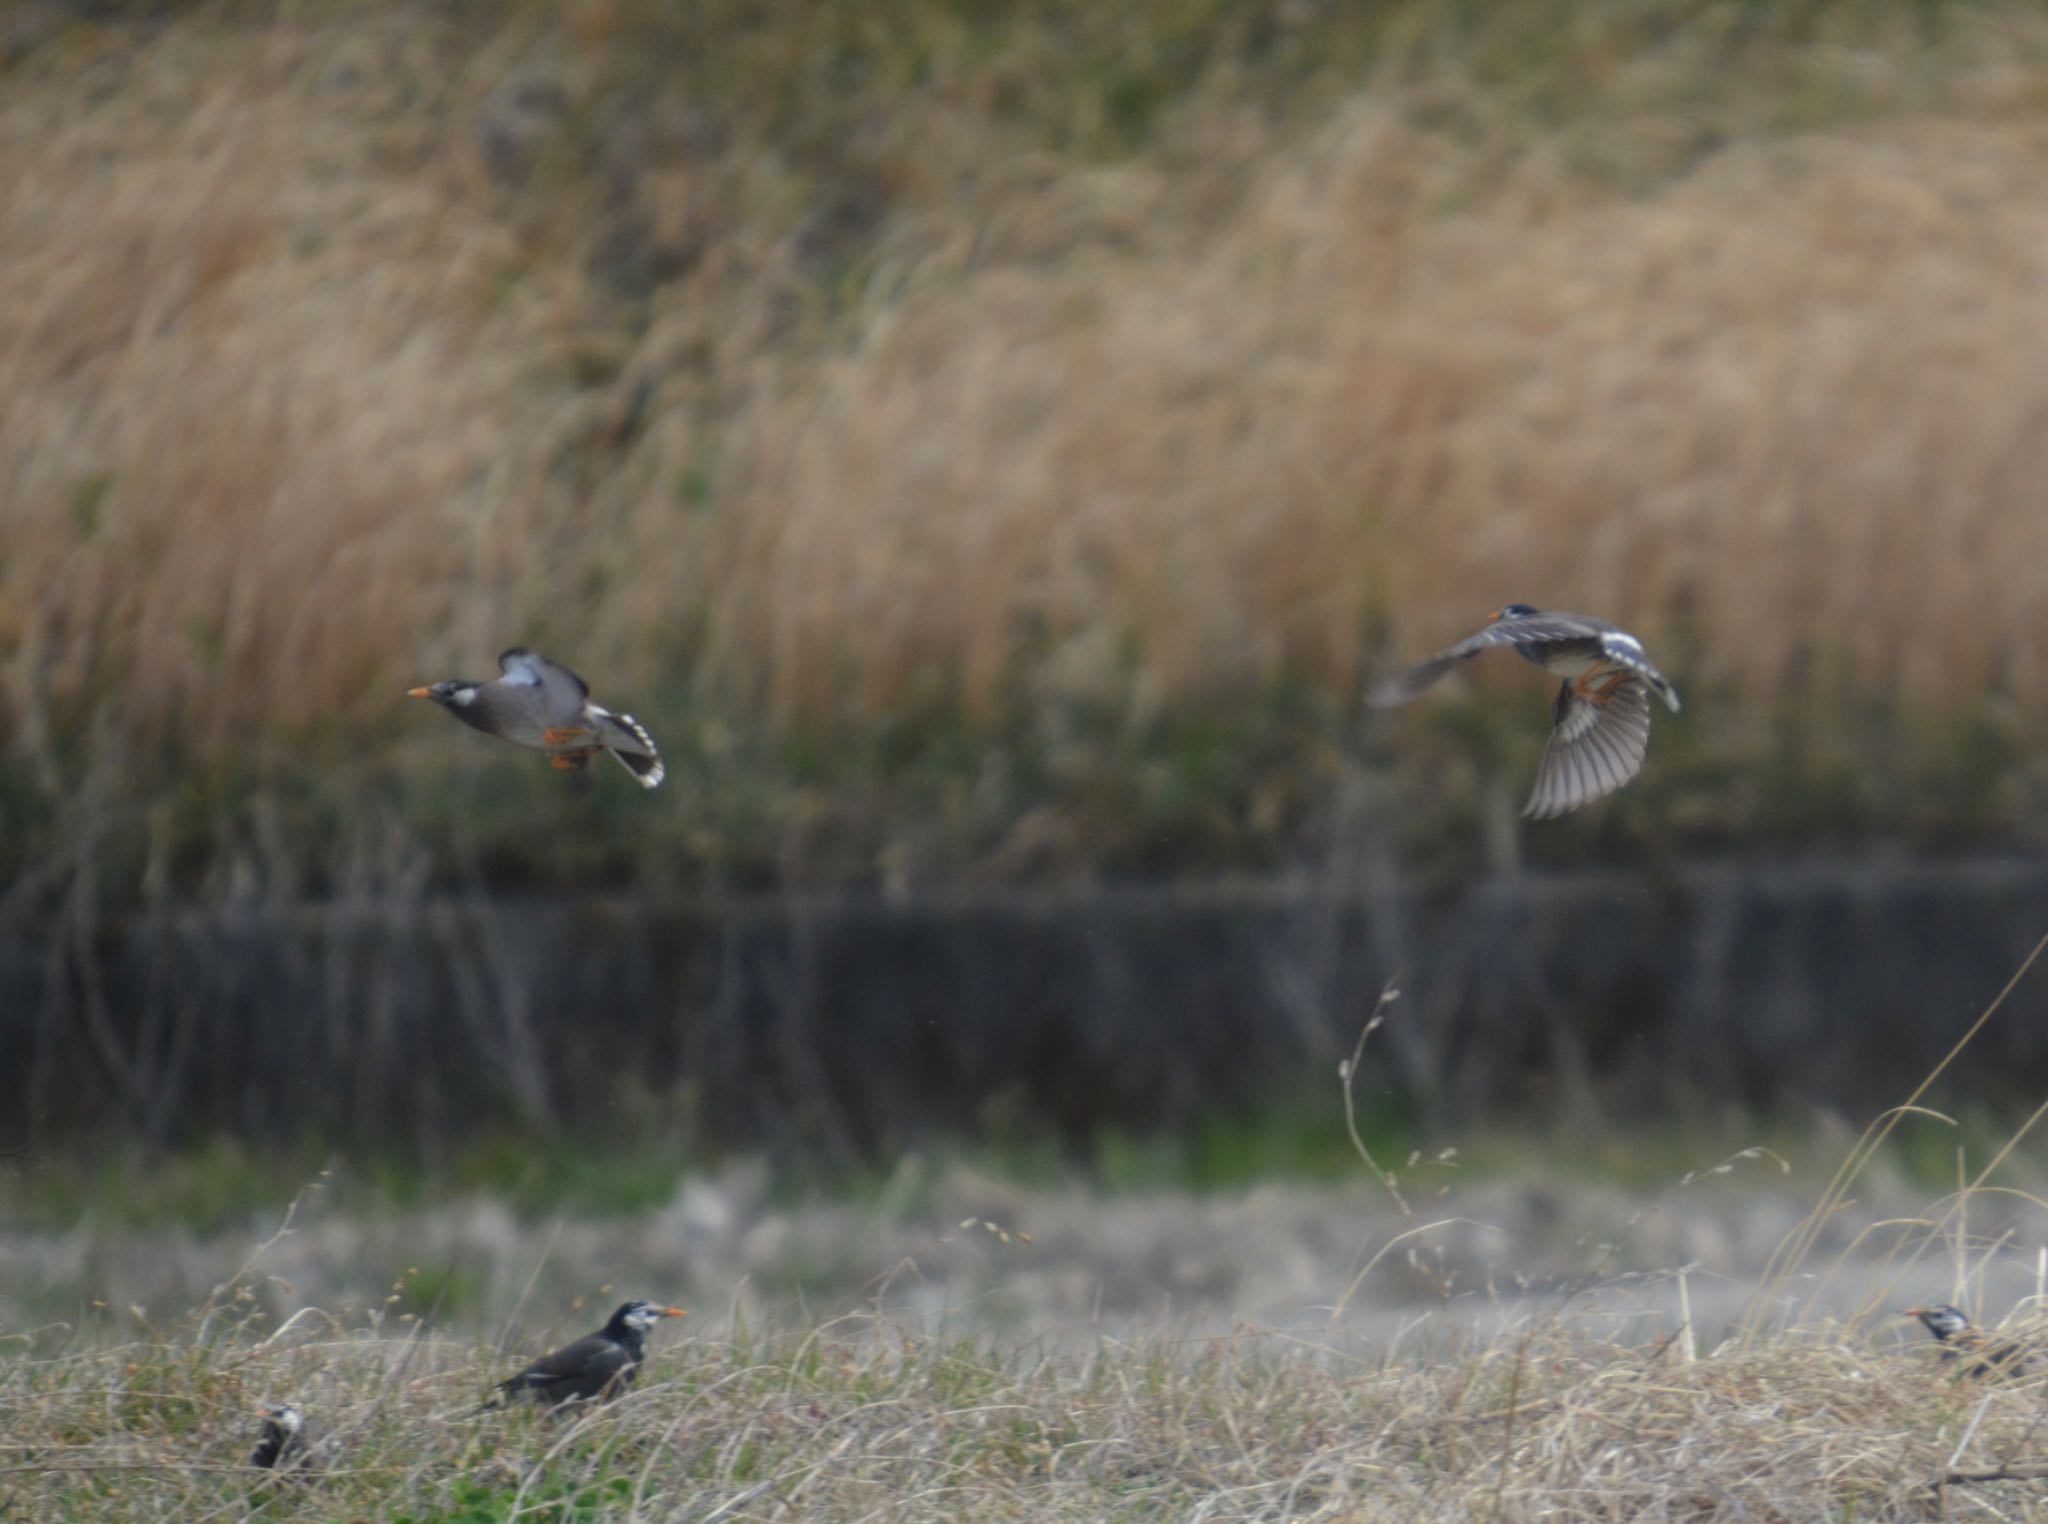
604,1300,688,1338
1491,603,1541,622
1908,1304,1971,1342
407,679,481,710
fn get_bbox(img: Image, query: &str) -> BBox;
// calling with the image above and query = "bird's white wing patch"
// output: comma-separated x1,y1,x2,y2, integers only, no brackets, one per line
498,650,545,686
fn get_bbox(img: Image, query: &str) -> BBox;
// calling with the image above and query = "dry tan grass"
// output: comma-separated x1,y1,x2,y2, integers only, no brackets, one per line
8,1281,2048,1520
679,104,2048,727
19,1119,2048,1521
9,3,2048,863
0,23,595,777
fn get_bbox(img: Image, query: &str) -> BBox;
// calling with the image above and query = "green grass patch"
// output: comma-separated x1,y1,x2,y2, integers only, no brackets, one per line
8,1097,2029,1239
8,668,2045,910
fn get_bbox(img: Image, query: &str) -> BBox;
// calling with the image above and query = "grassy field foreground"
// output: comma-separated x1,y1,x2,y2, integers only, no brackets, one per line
10,1260,2048,1521
12,1092,2048,1520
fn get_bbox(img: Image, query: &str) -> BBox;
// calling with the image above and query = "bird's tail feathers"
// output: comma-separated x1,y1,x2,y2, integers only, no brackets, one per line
1641,669,1682,713
588,706,665,789
1604,646,1682,713
607,746,665,788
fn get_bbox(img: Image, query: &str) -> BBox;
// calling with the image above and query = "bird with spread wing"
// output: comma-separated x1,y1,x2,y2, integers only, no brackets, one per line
1368,605,1680,819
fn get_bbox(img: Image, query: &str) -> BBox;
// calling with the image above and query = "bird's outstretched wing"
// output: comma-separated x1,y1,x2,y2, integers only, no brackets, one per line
1366,614,1611,708
498,648,592,726
1524,677,1651,819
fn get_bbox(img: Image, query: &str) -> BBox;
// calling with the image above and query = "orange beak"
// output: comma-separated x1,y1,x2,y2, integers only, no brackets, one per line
406,686,432,699
1486,608,1505,623
661,1307,688,1318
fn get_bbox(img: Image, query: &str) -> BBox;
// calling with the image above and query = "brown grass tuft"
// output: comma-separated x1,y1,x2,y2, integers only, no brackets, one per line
10,1289,2047,1521
0,24,568,772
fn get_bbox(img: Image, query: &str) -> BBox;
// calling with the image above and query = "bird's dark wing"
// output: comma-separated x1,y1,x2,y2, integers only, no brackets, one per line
498,647,593,726
499,1335,631,1401
499,647,590,699
1366,614,1615,708
249,1430,290,1469
1948,1328,2036,1378
1483,611,1619,645
1524,677,1651,819
249,1422,319,1472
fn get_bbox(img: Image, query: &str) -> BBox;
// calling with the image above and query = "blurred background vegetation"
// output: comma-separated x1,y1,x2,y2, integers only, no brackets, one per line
9,0,2048,901
6,0,2048,1176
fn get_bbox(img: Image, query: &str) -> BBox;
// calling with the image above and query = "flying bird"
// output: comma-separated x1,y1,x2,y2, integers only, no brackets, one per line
1905,1304,2036,1379
409,648,664,788
1367,605,1680,819
482,1300,687,1410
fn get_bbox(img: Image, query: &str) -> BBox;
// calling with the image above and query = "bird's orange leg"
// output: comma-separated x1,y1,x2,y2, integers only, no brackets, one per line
1571,666,1630,706
550,750,596,770
543,726,593,745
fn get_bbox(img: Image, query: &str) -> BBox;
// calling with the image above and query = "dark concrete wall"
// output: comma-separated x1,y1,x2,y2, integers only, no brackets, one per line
4,859,2046,1151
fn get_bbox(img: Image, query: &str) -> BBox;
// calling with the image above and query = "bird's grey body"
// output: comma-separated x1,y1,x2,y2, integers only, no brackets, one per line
410,648,664,788
1368,605,1680,819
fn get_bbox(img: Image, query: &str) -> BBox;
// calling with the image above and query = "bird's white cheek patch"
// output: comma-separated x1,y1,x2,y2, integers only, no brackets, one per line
451,688,478,706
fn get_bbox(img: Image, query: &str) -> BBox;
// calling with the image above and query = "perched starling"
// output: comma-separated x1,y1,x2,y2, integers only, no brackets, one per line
1368,605,1681,818
1906,1304,2036,1378
410,648,664,788
487,1300,687,1409
249,1401,312,1471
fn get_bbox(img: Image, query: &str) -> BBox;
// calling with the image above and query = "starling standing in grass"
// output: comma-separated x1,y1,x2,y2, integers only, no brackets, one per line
1367,605,1681,819
484,1301,688,1410
409,648,665,788
249,1402,313,1471
1906,1304,2036,1378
